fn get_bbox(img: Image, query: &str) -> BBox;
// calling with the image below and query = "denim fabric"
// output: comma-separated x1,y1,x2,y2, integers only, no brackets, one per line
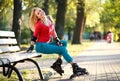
35,40,73,63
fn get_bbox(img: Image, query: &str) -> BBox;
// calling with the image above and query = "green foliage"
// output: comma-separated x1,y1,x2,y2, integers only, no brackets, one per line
85,0,102,28
0,0,13,30
100,0,120,28
21,26,31,44
82,0,104,37
24,0,44,8
1,0,120,44
49,0,57,19
100,0,120,41
65,0,77,30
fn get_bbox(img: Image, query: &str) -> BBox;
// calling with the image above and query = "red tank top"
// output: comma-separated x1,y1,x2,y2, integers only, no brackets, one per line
33,20,54,42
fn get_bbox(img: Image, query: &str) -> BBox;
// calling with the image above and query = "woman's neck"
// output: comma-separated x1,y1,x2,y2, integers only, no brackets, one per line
42,16,51,26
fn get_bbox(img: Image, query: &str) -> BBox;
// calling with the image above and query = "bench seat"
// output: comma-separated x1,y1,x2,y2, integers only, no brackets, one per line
0,51,42,65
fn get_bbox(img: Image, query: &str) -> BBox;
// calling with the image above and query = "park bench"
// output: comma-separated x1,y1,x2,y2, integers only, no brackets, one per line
0,30,43,81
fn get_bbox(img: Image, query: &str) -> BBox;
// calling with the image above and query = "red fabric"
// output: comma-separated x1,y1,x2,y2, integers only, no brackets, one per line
33,20,54,42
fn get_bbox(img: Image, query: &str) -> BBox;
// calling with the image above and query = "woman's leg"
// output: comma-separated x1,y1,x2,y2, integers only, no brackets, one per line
49,40,66,60
36,40,73,63
36,41,88,76
36,40,71,75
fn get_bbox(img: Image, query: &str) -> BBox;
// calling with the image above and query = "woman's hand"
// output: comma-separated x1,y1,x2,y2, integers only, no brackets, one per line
27,45,34,53
57,41,63,46
54,37,63,46
27,36,37,53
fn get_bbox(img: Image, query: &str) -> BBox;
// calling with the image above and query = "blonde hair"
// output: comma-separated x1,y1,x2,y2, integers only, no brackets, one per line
29,7,54,31
29,7,39,31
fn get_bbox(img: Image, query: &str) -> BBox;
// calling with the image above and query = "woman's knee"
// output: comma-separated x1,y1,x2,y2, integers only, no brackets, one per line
61,40,67,47
60,47,73,63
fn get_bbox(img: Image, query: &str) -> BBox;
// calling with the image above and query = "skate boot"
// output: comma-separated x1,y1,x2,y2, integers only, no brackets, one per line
51,58,64,76
70,63,89,79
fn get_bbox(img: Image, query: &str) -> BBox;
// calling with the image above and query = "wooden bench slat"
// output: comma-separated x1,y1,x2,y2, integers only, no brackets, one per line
0,51,41,63
0,46,20,53
0,58,9,65
0,31,15,37
0,39,17,45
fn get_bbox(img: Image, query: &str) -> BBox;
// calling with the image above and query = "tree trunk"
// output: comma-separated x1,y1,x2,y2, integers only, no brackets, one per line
55,0,67,39
72,0,85,44
43,0,49,15
12,0,22,46
82,16,86,32
68,27,72,40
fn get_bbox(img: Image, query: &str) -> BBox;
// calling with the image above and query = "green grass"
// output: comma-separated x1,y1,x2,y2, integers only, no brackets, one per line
68,40,93,56
0,70,31,81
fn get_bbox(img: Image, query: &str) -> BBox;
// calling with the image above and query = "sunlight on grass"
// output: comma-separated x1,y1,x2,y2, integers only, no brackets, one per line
67,40,93,56
0,69,53,81
0,70,31,81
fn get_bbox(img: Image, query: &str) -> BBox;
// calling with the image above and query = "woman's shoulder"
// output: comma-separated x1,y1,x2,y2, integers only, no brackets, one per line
36,20,43,25
35,20,44,27
37,20,42,23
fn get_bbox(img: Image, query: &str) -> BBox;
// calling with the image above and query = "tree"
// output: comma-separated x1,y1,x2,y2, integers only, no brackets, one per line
0,0,13,30
12,0,22,46
72,0,85,44
100,0,120,41
55,0,67,39
0,0,6,30
65,1,77,41
42,0,49,15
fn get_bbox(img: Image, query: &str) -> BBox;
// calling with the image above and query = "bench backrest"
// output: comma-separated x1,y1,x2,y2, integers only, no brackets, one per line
0,30,20,53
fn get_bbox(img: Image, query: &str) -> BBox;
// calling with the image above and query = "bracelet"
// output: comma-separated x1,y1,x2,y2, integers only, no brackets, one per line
54,37,60,42
31,36,37,42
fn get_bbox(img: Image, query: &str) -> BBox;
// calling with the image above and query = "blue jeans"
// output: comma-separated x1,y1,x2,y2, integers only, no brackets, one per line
35,40,73,63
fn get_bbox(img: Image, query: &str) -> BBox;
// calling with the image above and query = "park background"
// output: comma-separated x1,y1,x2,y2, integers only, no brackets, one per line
1,0,120,80
0,0,120,47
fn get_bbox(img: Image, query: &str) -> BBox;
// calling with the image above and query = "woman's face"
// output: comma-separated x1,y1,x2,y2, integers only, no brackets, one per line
35,8,45,19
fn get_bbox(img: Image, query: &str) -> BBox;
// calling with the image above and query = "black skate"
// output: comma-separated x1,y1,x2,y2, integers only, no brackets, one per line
51,58,64,76
70,63,89,79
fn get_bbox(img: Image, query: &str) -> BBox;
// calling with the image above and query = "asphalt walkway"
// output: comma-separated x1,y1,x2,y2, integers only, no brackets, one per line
48,40,120,81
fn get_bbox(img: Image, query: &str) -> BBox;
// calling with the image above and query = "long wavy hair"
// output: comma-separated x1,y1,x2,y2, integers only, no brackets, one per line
29,7,54,31
29,7,39,31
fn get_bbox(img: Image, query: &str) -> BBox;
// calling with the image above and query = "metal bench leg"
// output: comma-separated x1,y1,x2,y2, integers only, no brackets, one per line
7,62,19,78
4,58,43,80
24,58,44,80
4,64,24,81
0,58,24,81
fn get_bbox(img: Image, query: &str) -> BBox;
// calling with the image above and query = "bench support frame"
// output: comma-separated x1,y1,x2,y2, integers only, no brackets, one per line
0,58,43,81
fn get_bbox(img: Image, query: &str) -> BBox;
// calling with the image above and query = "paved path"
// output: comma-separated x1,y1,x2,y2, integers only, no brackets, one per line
48,40,120,81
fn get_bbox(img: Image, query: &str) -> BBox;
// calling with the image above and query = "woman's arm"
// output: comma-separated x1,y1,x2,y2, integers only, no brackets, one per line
52,29,63,46
52,29,58,38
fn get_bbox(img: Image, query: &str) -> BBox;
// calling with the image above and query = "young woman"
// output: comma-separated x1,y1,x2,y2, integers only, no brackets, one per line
27,7,88,76
106,30,113,43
